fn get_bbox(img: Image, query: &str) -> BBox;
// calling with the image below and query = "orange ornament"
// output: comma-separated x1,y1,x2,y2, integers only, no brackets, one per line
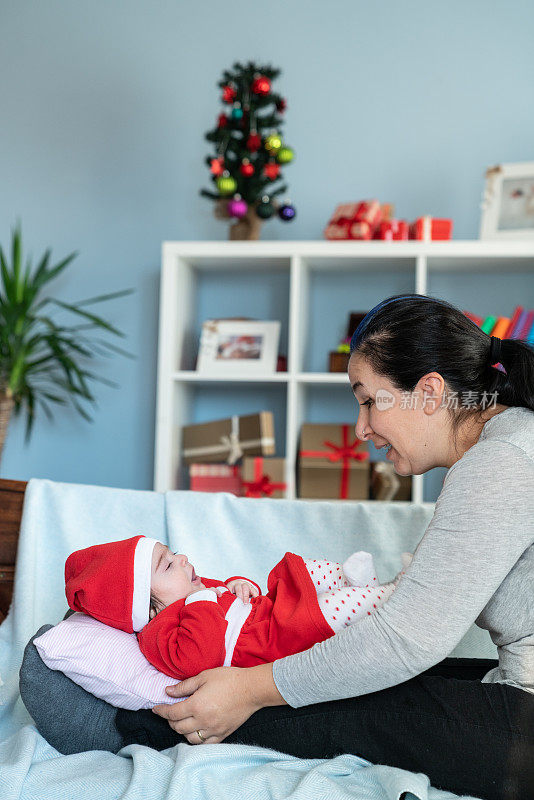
210,158,224,175
263,162,280,180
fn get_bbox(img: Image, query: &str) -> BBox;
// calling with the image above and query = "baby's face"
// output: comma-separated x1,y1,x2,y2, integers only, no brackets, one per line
150,542,205,609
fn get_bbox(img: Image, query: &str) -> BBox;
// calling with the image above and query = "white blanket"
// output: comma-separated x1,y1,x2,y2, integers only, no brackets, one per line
0,478,490,799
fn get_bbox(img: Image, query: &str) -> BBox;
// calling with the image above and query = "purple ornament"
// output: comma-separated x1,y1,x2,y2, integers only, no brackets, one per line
227,196,248,218
278,203,296,221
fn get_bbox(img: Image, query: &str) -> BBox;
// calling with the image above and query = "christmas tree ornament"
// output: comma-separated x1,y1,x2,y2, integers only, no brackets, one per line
222,84,237,104
278,202,296,221
227,195,248,218
256,196,275,219
217,113,228,128
246,131,262,152
231,102,243,120
216,172,237,196
276,98,287,113
277,146,294,164
240,159,255,177
263,162,281,181
210,157,225,175
265,133,282,153
251,75,271,95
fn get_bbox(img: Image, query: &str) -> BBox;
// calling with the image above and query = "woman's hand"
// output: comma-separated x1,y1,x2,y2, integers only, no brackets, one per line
152,662,286,744
225,579,259,604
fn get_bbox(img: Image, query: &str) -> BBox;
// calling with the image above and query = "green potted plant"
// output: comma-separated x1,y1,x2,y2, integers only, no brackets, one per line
0,224,132,461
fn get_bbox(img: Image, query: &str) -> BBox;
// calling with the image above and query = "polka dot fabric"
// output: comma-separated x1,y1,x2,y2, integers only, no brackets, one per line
317,582,396,632
303,553,400,633
303,559,349,594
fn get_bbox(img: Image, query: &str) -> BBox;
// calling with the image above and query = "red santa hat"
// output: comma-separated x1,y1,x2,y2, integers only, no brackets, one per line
65,535,158,633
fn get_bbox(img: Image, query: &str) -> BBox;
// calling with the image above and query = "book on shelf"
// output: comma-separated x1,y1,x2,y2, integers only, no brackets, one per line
480,315,497,334
505,306,524,338
491,317,511,338
519,310,534,340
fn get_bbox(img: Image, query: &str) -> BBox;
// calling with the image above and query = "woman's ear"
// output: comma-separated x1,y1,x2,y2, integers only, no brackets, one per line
416,372,446,416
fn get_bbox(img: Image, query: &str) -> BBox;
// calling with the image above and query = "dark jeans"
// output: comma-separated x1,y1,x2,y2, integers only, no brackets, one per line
116,659,534,800
20,627,534,800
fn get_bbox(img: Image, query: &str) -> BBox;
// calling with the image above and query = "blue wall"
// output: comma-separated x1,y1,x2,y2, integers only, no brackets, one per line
1,0,533,489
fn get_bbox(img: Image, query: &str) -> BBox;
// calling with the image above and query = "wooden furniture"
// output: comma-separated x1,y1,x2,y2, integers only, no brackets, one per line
0,479,27,622
154,240,534,501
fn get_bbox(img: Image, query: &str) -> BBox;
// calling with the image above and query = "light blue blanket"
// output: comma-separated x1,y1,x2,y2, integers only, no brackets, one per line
0,478,489,799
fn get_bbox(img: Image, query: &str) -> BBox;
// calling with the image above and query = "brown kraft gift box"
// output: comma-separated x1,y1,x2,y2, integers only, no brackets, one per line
298,423,370,500
182,412,275,465
242,457,287,498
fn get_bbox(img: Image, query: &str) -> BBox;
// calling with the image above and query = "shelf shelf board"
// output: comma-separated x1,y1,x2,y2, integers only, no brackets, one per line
296,372,351,384
172,370,289,383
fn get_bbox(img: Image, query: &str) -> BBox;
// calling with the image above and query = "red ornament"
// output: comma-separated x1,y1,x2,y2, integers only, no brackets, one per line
246,132,262,152
210,158,224,176
251,75,271,95
263,162,280,180
240,160,255,177
217,113,228,128
276,98,287,113
222,85,236,104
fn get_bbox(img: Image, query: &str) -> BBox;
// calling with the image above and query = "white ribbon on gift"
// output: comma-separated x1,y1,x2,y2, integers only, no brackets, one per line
220,416,244,465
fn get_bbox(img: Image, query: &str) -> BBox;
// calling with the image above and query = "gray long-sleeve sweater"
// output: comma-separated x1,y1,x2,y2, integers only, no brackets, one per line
273,406,534,707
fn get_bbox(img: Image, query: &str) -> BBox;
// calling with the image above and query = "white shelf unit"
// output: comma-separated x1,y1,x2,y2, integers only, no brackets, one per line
154,240,534,500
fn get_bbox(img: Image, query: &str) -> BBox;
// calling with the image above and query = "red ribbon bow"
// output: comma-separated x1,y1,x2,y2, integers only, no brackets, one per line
243,458,287,498
300,425,369,499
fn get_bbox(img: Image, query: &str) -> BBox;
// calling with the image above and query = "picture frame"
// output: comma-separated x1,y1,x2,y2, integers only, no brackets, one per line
196,319,281,375
480,162,534,239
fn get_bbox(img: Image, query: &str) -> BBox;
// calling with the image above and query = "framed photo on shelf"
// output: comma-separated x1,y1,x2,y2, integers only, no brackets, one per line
480,162,534,239
197,319,281,375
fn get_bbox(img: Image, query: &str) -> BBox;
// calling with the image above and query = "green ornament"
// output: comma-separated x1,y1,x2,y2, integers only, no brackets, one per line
256,197,275,219
216,174,237,195
277,146,294,164
264,133,282,153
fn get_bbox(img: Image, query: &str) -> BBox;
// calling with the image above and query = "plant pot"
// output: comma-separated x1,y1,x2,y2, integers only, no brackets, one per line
229,207,263,241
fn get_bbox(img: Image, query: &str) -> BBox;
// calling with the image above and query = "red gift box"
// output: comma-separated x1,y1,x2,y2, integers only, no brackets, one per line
189,464,242,495
375,220,409,241
349,221,373,240
409,216,453,241
353,200,382,227
324,200,385,240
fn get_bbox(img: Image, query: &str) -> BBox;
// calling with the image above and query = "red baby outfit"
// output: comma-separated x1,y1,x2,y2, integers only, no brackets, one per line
137,552,336,680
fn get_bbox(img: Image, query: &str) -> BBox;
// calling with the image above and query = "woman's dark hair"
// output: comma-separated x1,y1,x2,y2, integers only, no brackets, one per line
349,293,534,444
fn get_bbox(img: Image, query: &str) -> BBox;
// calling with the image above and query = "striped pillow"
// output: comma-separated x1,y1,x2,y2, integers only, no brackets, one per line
34,612,184,710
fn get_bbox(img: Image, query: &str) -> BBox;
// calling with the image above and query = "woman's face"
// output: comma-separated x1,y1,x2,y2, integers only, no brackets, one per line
348,354,450,475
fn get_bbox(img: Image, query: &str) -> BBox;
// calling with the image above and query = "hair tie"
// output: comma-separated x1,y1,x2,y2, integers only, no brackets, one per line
489,335,502,365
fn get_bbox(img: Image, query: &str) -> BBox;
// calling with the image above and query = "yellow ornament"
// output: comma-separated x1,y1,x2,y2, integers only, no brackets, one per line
277,146,294,164
216,174,237,196
264,133,282,153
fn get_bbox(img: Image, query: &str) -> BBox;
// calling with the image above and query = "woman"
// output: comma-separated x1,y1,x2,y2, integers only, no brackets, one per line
21,294,534,800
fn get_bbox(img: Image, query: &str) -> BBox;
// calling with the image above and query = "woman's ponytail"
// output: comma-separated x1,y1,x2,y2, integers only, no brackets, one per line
488,338,534,412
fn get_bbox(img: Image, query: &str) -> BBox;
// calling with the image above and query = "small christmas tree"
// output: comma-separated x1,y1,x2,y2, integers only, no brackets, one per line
201,61,296,240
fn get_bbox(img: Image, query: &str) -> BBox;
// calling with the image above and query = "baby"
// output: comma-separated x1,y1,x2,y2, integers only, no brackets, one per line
65,537,411,681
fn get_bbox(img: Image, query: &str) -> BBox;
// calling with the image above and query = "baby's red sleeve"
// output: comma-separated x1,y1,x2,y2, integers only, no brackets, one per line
224,575,262,596
138,596,227,680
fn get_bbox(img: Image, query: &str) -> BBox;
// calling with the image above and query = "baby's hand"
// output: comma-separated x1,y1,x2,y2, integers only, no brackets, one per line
225,579,259,604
